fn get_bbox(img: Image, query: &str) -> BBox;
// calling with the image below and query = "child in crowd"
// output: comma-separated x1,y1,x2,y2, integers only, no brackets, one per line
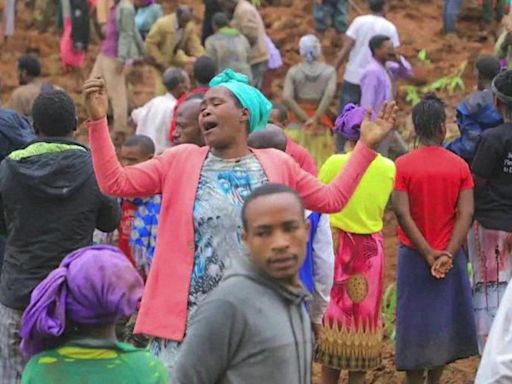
316,103,395,384
393,94,478,384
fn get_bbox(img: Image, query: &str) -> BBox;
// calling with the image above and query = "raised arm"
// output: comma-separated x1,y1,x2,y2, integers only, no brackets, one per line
83,78,165,197
295,102,397,212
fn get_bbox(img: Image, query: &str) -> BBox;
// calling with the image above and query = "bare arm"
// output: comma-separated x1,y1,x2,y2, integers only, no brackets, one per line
282,69,309,122
314,69,337,120
393,190,433,257
334,35,355,71
445,189,474,256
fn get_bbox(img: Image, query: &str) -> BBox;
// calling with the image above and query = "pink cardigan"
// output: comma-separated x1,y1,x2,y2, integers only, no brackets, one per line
86,118,376,341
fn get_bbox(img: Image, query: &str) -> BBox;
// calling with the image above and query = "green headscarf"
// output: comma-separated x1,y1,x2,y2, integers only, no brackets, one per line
209,69,272,133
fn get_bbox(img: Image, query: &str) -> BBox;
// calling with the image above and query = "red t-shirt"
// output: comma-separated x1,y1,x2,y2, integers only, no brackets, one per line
395,146,473,250
285,138,318,176
118,199,137,266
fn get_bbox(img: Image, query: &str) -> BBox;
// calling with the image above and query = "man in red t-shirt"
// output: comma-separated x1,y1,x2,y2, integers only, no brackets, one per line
269,103,318,176
118,134,156,265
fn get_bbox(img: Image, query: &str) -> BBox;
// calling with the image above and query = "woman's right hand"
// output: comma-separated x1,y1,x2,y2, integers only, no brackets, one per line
83,78,109,121
359,101,398,150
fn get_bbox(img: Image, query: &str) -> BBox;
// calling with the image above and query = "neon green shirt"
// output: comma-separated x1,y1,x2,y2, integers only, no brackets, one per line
22,340,168,384
319,152,396,234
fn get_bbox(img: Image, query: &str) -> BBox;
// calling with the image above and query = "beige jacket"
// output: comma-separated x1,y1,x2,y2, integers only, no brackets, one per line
145,13,205,69
231,0,269,65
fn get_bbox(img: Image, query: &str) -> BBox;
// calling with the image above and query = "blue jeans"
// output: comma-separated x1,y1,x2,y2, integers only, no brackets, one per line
335,80,361,152
313,0,348,34
443,0,463,33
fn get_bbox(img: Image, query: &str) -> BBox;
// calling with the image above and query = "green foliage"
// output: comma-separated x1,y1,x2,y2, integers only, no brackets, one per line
403,85,421,106
417,49,431,65
382,283,397,340
252,0,261,7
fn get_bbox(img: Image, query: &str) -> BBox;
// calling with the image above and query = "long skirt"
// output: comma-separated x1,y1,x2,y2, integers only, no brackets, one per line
395,244,478,370
286,100,334,168
60,17,86,68
316,230,384,371
467,221,512,353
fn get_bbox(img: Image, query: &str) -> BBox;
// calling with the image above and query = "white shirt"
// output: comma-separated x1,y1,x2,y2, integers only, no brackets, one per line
476,280,512,383
344,14,400,85
306,210,335,324
132,93,176,154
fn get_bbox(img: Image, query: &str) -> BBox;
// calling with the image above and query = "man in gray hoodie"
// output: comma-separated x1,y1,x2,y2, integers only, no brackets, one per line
172,183,313,384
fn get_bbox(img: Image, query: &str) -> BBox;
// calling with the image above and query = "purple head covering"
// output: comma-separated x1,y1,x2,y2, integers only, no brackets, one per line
334,103,367,141
20,245,144,359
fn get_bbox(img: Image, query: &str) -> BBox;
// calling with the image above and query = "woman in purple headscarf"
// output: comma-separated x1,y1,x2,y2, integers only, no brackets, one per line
315,104,397,384
19,245,168,384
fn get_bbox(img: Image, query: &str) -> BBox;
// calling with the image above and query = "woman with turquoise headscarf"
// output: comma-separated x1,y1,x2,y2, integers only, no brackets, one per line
82,71,397,374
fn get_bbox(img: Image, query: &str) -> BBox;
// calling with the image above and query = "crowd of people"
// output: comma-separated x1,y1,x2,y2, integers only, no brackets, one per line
1,0,512,383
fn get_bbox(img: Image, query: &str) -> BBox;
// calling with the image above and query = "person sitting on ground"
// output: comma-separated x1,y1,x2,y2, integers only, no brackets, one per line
269,102,318,176
283,34,337,167
83,68,397,373
446,55,503,164
0,90,121,382
132,67,190,154
218,0,269,89
19,245,168,384
247,127,334,339
134,0,163,40
172,184,315,383
145,5,205,71
9,55,52,120
360,34,411,157
172,94,206,147
168,56,217,141
205,12,252,82
316,103,395,384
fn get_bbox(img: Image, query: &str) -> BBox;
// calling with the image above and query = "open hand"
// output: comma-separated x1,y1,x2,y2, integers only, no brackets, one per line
83,78,109,121
359,101,398,149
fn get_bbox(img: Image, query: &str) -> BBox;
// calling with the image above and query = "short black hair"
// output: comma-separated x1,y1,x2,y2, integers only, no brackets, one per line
163,68,187,92
193,56,217,85
369,35,391,55
123,134,155,156
32,90,77,137
475,55,500,82
247,124,287,152
241,183,304,231
493,69,512,114
271,103,288,124
368,0,385,13
412,93,446,144
17,55,41,77
212,12,229,29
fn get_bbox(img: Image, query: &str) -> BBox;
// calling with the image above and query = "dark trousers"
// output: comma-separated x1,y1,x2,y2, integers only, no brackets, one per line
336,80,361,152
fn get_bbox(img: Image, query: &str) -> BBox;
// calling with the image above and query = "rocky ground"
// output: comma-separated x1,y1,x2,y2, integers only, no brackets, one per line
0,0,494,382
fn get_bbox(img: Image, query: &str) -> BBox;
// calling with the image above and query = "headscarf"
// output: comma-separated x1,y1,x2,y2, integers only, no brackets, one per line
209,69,272,133
20,245,144,359
334,103,367,141
299,34,321,64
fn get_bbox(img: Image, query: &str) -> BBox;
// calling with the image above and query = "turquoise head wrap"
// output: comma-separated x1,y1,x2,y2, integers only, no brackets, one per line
209,69,272,133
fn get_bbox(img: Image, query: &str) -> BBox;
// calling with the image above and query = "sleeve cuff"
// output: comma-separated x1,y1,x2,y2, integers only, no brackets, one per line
85,117,109,130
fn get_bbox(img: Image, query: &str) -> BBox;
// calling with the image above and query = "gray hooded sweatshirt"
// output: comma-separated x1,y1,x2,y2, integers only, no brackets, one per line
172,258,313,384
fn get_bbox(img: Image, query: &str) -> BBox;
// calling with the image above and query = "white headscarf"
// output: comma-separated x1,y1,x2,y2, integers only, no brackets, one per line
299,34,321,64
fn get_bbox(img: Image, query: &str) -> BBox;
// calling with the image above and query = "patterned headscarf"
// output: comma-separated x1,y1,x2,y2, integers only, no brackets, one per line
20,245,144,359
334,103,367,141
209,69,272,133
299,34,322,64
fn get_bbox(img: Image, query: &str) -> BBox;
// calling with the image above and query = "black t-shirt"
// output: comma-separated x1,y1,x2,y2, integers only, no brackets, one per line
471,123,512,231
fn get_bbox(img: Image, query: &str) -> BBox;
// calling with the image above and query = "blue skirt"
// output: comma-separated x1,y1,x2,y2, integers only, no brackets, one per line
395,245,478,370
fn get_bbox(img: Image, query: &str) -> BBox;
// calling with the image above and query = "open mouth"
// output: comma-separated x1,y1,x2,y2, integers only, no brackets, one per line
203,121,218,132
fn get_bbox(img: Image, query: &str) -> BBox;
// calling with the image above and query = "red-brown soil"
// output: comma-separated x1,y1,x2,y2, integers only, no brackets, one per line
0,0,493,382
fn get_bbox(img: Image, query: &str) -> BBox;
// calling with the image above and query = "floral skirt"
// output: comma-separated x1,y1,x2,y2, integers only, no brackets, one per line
316,229,384,371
